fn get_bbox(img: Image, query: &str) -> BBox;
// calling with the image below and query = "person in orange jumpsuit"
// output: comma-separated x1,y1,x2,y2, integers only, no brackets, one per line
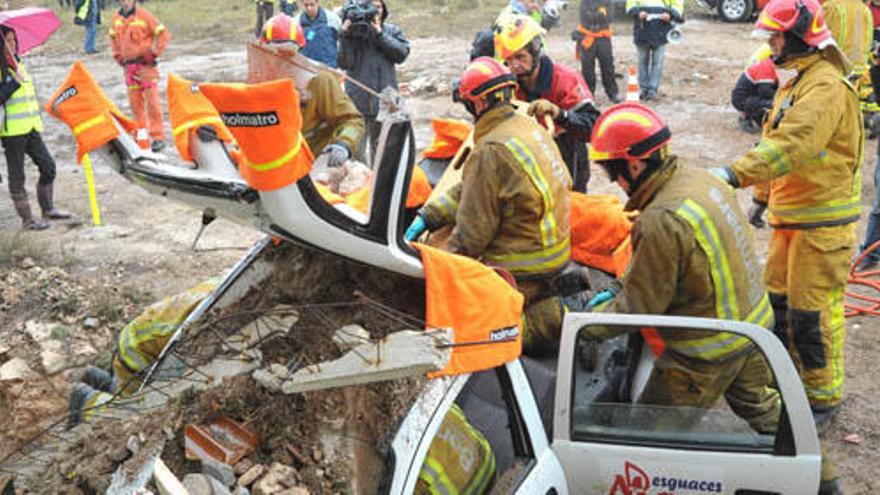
109,0,171,152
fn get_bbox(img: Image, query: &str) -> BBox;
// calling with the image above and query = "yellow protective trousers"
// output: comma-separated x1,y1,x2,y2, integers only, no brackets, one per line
765,223,855,407
638,348,781,434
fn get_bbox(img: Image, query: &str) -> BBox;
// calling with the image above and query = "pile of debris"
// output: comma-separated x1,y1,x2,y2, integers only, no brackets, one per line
3,242,431,493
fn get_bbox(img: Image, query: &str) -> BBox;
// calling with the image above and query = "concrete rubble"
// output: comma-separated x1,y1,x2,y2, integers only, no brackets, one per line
251,328,451,395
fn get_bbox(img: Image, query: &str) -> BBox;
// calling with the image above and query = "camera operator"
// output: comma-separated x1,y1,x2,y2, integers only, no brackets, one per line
337,0,410,163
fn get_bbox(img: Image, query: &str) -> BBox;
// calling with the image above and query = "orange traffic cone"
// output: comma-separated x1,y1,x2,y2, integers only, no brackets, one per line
135,128,149,150
626,66,639,102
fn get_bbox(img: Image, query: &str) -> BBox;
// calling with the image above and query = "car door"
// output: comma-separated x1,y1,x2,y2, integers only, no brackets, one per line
386,361,569,494
552,312,821,495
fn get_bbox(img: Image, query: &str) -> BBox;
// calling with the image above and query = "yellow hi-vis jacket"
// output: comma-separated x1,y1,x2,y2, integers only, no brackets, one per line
114,280,217,385
420,104,572,278
593,158,773,361
823,0,873,79
730,52,863,229
1,64,43,138
416,404,496,495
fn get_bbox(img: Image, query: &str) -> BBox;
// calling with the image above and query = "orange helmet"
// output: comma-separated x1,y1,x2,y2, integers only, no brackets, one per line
494,13,545,61
589,103,671,162
754,0,831,48
457,57,518,116
260,13,307,47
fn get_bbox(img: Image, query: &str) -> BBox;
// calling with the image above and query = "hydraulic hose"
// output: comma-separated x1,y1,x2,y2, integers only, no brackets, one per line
846,239,880,317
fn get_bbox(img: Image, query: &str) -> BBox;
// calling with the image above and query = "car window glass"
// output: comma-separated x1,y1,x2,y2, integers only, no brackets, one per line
572,324,786,454
414,368,535,495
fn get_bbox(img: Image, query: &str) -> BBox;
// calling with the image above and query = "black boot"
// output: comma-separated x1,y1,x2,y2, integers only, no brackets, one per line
36,183,71,220
11,194,49,230
82,365,115,393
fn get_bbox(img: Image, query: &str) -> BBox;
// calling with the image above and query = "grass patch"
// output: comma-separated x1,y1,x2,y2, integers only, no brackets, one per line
0,231,48,269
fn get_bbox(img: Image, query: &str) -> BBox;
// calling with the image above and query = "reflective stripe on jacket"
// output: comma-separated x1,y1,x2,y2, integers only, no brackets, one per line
420,105,571,277
301,71,364,153
116,280,216,375
823,0,873,78
599,159,773,361
416,404,496,495
731,53,863,229
1,64,43,137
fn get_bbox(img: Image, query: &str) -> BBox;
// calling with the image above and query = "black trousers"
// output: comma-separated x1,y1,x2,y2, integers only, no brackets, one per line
2,130,56,197
579,38,618,101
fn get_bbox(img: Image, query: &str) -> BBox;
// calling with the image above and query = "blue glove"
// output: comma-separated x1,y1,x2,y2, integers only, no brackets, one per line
405,215,427,242
708,167,740,188
320,143,350,168
588,290,615,308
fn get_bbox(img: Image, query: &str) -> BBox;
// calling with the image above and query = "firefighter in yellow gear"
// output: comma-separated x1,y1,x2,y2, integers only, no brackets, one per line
583,102,780,434
713,0,862,430
415,404,496,494
406,57,572,355
822,0,873,83
67,280,217,428
252,13,364,167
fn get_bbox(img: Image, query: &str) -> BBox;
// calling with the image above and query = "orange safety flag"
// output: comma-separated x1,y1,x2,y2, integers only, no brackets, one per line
421,118,472,159
569,192,633,276
167,73,234,163
199,79,314,191
45,61,138,164
414,243,524,378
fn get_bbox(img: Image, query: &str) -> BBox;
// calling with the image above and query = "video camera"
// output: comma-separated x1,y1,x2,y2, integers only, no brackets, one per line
342,0,379,38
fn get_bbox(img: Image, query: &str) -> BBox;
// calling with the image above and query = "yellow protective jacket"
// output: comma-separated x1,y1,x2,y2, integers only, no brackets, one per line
593,158,773,361
823,0,873,79
731,52,863,228
415,404,496,494
114,280,216,392
420,104,572,277
301,71,364,153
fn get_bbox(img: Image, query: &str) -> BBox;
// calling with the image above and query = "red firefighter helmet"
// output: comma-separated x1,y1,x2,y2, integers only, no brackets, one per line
754,0,831,48
457,57,518,116
589,103,671,162
260,13,307,47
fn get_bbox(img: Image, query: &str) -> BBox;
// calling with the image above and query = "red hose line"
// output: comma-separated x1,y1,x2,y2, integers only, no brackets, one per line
845,239,880,318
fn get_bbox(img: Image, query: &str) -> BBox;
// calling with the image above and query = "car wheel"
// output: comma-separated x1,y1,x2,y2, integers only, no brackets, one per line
717,0,753,22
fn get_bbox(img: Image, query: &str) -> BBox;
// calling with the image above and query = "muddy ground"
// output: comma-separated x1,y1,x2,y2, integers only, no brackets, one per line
0,1,878,492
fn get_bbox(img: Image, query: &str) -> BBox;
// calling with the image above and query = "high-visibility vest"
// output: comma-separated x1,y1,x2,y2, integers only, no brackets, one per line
45,61,138,163
417,404,496,495
167,73,234,163
83,390,113,422
75,0,93,24
422,118,472,160
1,64,43,138
115,280,217,376
414,243,524,378
199,79,314,191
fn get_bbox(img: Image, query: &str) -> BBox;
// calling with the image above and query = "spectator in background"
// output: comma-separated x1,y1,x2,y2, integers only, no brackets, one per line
280,0,297,15
295,0,341,68
338,0,409,163
625,0,684,100
574,0,620,103
731,54,778,134
74,0,101,54
0,26,70,230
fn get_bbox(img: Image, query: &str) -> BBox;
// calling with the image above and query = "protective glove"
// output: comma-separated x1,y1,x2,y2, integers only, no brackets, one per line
527,99,562,122
141,51,157,65
320,143,350,168
405,215,427,242
708,167,740,188
588,289,615,308
748,200,768,228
